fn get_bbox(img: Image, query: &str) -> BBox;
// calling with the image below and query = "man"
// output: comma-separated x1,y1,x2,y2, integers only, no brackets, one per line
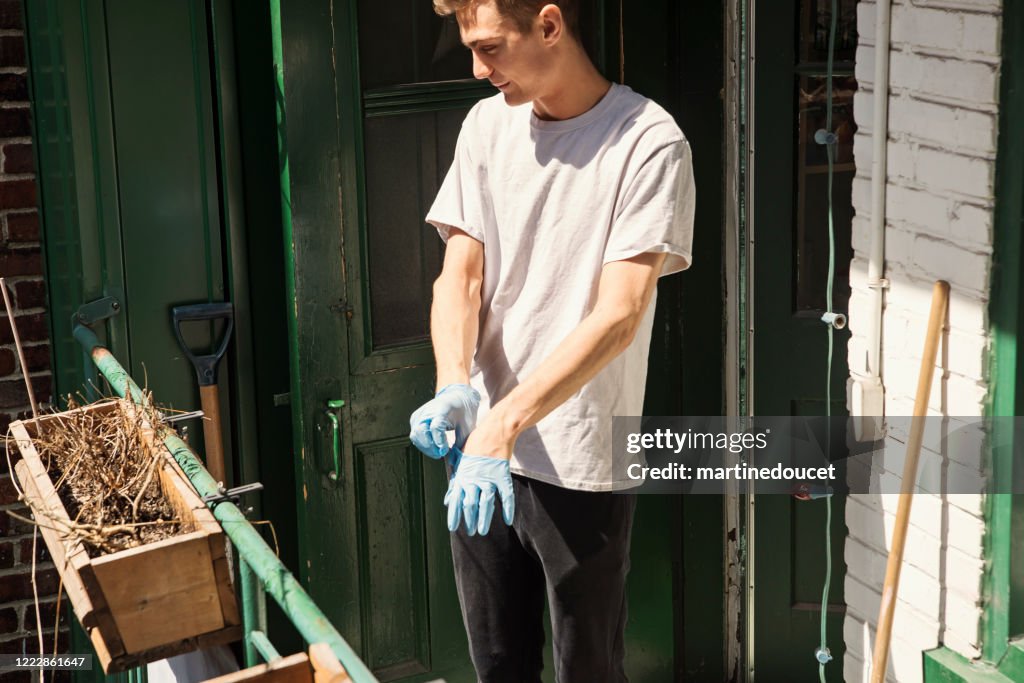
408,1,695,680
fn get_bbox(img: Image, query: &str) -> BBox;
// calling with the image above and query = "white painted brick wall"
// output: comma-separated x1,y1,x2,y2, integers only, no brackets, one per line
845,1,1001,681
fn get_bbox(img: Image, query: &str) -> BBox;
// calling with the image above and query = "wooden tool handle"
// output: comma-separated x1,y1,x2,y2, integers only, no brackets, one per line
870,280,949,683
200,384,227,485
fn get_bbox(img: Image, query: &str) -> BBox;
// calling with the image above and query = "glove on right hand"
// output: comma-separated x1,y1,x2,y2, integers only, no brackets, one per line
408,383,480,459
444,449,515,536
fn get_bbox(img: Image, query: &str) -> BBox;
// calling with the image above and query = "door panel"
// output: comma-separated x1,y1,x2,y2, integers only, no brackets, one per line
752,0,856,680
105,1,227,405
355,440,431,678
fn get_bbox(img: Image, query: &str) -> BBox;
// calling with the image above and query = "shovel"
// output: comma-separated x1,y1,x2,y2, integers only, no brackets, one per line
172,302,234,484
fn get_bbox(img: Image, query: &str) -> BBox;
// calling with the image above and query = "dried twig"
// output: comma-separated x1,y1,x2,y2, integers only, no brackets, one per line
0,276,38,419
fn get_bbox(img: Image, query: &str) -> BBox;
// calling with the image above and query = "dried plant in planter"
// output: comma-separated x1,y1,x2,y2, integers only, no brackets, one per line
24,397,189,557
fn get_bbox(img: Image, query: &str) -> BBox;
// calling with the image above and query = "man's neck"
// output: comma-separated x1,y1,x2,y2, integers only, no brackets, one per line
532,55,612,122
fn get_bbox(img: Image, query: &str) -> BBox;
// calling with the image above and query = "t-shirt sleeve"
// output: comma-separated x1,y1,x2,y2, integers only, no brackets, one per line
425,120,486,244
603,137,695,276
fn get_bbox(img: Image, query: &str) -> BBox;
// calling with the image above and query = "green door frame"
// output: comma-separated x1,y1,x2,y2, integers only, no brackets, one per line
923,1,1024,680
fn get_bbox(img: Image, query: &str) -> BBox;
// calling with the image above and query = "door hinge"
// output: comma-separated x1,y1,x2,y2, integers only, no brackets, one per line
329,300,353,321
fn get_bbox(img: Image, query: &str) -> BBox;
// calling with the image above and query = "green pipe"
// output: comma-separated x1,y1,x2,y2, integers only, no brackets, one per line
248,631,281,663
240,558,262,667
244,557,269,666
73,325,378,682
73,324,147,405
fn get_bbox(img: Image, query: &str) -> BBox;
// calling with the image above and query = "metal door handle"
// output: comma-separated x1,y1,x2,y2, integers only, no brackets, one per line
322,399,345,481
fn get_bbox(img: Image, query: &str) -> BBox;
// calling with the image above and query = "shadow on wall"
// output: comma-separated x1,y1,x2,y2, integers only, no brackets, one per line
843,272,990,682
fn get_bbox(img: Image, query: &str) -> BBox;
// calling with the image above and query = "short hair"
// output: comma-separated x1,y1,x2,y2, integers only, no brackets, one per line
433,0,580,39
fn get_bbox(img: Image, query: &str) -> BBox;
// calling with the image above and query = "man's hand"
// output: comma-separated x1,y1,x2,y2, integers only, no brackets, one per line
409,383,481,458
440,395,517,536
444,449,515,536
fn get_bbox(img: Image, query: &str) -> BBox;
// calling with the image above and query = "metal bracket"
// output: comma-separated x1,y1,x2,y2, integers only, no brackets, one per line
820,311,847,330
867,277,890,290
73,296,121,327
160,409,205,425
202,482,264,510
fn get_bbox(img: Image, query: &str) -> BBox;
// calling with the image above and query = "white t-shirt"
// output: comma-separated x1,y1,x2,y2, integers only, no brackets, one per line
426,83,695,491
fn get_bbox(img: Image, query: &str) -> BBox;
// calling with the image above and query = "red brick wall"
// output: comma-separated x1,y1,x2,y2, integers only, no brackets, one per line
0,0,66,670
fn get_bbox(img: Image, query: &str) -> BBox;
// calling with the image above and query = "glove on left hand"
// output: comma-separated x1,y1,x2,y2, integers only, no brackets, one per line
444,449,515,536
408,384,480,458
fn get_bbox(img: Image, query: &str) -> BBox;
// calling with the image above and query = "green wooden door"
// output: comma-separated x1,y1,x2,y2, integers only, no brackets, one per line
28,0,231,410
328,4,480,681
279,2,482,680
280,2,728,681
619,1,727,681
25,0,271,678
751,0,856,680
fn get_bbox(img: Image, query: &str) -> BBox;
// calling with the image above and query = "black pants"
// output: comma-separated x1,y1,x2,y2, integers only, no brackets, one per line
450,474,637,683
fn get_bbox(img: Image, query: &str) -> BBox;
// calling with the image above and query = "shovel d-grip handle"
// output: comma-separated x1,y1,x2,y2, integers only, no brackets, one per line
172,302,235,386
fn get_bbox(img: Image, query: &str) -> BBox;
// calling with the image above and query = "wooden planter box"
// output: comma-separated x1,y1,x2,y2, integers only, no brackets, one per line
9,399,242,673
204,644,352,683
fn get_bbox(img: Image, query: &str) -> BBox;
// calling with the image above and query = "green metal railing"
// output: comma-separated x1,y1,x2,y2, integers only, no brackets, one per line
73,324,379,682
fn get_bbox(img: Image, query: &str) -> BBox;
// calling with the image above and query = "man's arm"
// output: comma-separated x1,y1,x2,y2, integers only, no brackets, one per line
463,251,667,459
432,229,485,390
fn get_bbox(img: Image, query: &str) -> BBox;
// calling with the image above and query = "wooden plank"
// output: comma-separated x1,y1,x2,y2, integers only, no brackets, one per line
102,625,244,674
149,412,238,627
13,459,95,624
308,643,351,683
202,653,312,683
157,452,203,534
150,417,238,626
75,561,126,658
90,624,114,668
91,530,225,652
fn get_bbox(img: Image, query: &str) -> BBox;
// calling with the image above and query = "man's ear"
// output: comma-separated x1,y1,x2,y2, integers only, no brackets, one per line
537,3,564,43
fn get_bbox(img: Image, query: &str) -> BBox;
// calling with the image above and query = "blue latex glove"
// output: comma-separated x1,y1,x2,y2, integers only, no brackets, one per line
409,384,480,458
444,449,515,536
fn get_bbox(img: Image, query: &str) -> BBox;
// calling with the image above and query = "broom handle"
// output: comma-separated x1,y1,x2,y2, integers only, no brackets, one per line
199,384,226,485
870,280,949,683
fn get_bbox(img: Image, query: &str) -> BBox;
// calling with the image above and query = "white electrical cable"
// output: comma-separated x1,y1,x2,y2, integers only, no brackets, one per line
816,1,840,681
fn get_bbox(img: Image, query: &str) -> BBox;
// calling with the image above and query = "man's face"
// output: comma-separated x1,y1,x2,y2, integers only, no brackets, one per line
459,1,551,106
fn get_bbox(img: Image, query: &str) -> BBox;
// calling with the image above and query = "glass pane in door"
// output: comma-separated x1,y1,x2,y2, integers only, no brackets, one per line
357,0,472,88
793,0,858,313
363,107,469,348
